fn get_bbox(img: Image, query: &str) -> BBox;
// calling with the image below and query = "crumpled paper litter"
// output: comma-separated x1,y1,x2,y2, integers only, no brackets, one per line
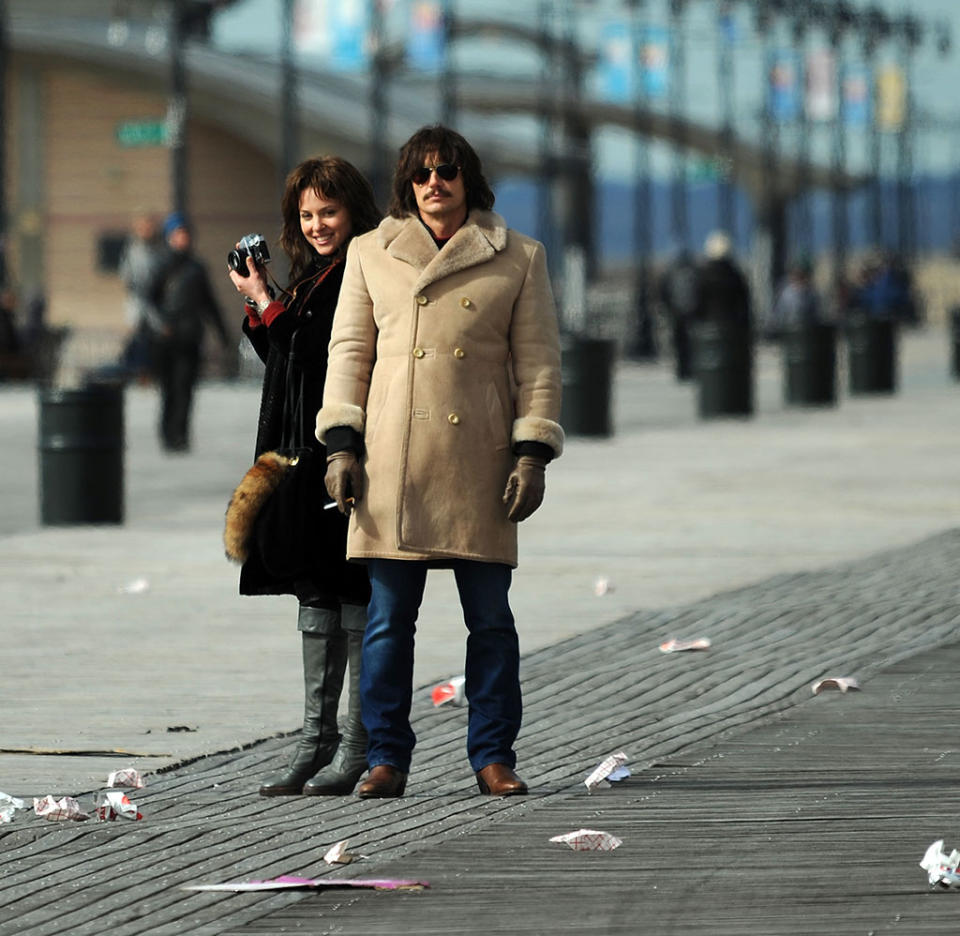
920,839,960,889
584,751,630,791
549,829,622,852
33,795,89,822
811,676,860,695
659,637,711,653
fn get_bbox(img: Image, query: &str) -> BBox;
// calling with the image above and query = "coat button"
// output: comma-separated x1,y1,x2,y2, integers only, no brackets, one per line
453,347,466,359
416,294,429,305
447,412,460,425
460,297,471,308
413,347,425,359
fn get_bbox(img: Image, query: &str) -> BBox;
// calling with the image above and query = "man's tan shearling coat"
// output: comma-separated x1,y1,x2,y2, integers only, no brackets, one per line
316,210,563,567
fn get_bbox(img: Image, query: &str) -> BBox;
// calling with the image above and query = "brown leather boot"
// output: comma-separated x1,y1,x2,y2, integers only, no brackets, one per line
356,765,407,799
476,763,528,796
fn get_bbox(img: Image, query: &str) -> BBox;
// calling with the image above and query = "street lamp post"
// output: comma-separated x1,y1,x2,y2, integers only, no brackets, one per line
0,0,7,290
627,0,655,359
668,0,687,250
168,0,189,216
279,0,299,190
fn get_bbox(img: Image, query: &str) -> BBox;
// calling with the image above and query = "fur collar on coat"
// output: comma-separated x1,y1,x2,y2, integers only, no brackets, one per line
376,210,509,294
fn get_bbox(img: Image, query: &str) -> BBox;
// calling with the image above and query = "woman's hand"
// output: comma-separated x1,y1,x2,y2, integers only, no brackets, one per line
227,250,271,305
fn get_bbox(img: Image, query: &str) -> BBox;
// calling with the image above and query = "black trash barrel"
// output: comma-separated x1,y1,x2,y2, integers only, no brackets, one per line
782,322,837,406
692,320,754,418
560,335,615,437
950,307,960,381
847,316,897,394
38,384,125,524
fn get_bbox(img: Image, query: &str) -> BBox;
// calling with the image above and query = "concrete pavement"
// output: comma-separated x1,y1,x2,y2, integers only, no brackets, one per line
1,326,958,795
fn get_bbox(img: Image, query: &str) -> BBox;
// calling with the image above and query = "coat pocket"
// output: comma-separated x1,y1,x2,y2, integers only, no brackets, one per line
485,382,511,451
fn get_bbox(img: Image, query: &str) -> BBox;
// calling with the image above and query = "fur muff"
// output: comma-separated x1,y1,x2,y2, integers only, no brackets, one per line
223,451,296,563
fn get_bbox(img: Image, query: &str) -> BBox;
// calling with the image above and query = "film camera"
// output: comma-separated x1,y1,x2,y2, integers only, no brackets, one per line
227,233,271,277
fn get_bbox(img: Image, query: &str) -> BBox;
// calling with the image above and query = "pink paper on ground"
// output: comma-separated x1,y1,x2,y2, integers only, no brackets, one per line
182,875,428,892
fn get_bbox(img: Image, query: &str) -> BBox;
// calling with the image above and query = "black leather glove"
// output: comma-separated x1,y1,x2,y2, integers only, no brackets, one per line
325,450,363,516
502,455,547,523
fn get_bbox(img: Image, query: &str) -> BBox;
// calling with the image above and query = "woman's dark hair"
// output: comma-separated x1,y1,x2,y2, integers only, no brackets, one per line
280,156,381,283
387,125,495,219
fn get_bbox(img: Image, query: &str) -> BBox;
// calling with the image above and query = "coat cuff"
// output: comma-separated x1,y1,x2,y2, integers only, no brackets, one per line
512,416,564,459
316,402,365,443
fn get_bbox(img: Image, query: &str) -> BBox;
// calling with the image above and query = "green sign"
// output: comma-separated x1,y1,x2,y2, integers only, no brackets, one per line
116,120,168,148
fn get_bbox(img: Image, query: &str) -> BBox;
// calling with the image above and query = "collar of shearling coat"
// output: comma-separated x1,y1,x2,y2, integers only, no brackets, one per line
377,210,508,294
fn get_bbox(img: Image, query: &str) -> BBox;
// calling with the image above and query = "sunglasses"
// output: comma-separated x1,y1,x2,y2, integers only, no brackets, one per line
411,163,460,185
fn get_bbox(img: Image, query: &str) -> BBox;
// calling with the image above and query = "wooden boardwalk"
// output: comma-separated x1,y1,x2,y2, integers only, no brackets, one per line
2,530,960,935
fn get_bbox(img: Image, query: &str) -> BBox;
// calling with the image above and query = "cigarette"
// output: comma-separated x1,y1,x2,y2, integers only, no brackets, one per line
323,498,355,511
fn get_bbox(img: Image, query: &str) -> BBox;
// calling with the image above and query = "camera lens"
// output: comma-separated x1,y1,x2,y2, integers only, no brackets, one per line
227,248,248,276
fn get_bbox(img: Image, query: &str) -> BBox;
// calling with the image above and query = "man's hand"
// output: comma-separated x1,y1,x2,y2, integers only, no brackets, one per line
325,451,363,516
502,455,547,523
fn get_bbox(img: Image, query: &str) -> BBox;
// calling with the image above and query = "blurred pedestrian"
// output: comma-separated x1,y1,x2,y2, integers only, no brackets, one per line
118,213,164,381
227,157,380,797
695,230,752,329
658,248,700,379
317,125,564,800
0,288,24,381
768,256,822,338
149,213,229,452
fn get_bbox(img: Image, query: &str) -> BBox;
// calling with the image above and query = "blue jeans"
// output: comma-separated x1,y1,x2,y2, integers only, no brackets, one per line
360,558,521,773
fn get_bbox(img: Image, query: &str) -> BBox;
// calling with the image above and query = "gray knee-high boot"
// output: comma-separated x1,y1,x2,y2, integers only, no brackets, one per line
259,628,347,796
303,626,368,795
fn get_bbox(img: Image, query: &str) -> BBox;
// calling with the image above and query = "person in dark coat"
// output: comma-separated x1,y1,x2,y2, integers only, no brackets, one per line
695,230,752,330
227,156,381,797
658,248,700,379
150,214,230,452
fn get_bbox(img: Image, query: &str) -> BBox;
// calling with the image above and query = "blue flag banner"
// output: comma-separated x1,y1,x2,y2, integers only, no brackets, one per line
331,0,369,71
769,49,799,122
843,63,871,127
641,25,670,100
597,20,633,103
407,1,445,72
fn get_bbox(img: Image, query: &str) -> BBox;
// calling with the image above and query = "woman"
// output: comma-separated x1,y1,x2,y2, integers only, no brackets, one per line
228,156,380,797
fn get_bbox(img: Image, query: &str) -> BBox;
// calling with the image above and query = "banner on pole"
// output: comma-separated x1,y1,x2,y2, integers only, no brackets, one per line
842,63,870,127
876,63,906,131
640,25,670,100
805,48,836,122
407,1,444,72
769,49,799,122
597,20,632,102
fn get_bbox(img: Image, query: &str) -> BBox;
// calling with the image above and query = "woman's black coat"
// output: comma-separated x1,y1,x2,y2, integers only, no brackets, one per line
238,259,370,607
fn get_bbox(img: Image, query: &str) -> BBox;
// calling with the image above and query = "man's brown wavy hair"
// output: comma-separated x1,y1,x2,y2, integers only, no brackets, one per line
280,156,381,283
387,125,495,220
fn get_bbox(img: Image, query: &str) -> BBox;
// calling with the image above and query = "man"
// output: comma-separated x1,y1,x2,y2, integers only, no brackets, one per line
658,247,700,380
316,125,563,799
149,213,229,452
695,230,752,329
118,212,164,380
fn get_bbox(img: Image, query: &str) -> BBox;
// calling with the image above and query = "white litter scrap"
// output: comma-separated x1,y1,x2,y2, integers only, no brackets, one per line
94,790,142,821
117,577,150,594
593,577,613,597
33,795,89,822
811,676,860,695
0,793,26,824
659,637,711,653
549,829,622,852
584,751,630,791
107,767,145,789
323,838,366,865
920,840,960,889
